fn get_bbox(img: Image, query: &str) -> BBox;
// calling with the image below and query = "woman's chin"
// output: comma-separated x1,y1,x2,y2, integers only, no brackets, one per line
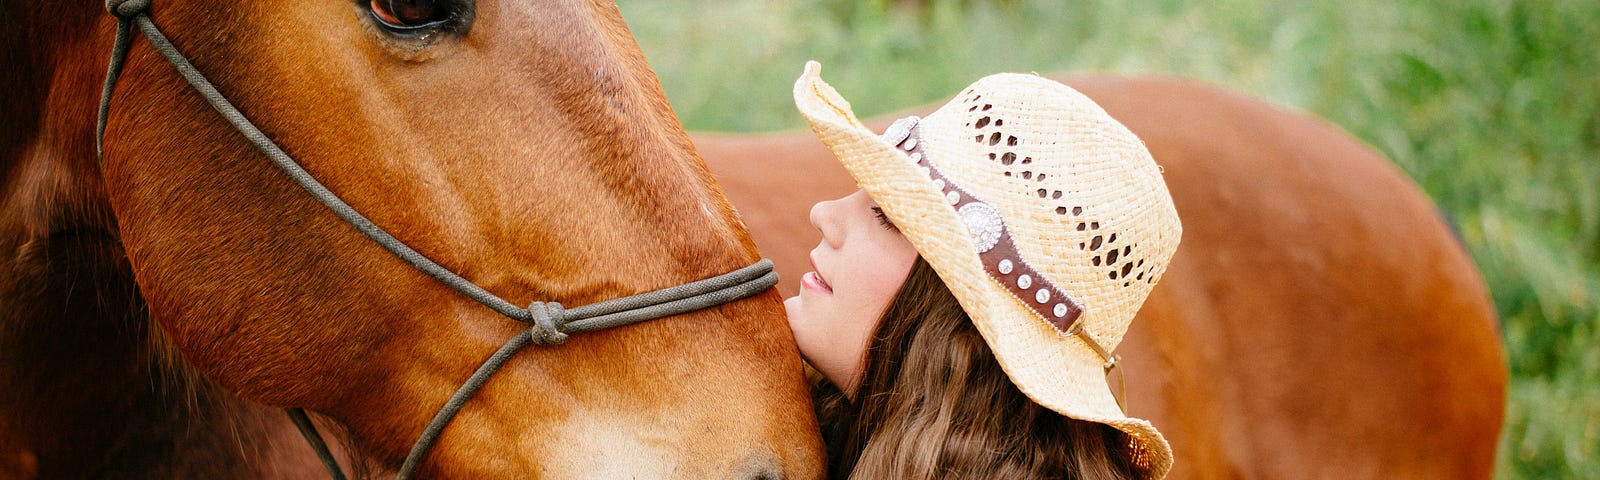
783,294,804,328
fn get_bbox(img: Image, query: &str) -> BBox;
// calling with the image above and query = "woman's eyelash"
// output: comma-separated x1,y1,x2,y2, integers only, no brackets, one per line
871,206,898,231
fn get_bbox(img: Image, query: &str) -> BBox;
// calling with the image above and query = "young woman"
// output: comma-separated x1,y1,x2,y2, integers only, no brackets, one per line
785,62,1181,479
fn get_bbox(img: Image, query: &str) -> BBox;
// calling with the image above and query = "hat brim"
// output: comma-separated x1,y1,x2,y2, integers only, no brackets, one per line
792,61,1173,478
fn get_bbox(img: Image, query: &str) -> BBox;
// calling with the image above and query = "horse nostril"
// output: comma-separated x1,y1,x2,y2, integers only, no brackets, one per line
736,453,784,480
746,470,781,480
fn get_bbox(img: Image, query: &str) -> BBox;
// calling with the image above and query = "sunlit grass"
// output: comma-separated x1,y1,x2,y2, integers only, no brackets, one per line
616,0,1600,477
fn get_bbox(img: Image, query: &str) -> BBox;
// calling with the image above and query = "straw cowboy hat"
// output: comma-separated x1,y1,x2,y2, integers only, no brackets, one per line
793,61,1180,478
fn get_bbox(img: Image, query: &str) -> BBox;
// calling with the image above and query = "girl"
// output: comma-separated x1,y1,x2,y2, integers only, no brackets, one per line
784,62,1180,479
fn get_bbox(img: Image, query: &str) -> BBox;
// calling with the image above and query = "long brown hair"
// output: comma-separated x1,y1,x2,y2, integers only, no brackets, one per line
814,257,1138,479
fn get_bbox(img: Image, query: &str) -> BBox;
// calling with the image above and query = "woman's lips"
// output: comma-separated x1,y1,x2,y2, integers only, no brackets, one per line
804,255,833,294
802,272,833,294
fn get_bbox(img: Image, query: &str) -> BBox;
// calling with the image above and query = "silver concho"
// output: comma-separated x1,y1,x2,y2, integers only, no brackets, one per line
881,116,919,147
957,201,1003,253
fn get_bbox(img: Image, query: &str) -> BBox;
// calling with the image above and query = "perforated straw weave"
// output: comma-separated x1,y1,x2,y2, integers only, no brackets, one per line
793,61,1180,479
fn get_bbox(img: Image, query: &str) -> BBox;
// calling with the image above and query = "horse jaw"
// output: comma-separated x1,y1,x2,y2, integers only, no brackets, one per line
85,0,824,477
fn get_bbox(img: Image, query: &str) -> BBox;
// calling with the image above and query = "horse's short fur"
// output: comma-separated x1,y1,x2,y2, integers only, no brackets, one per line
1,1,824,478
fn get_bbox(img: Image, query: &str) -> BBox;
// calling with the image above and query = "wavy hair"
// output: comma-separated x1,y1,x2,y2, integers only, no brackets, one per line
814,257,1137,479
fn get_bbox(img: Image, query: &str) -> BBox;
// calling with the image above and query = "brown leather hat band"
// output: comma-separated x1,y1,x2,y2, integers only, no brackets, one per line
882,116,1084,334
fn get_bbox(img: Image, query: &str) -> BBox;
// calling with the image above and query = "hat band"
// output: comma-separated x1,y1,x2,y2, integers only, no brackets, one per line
882,116,1084,334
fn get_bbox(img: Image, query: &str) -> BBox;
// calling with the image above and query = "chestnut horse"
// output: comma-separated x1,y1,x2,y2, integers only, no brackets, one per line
698,75,1508,478
1,0,823,478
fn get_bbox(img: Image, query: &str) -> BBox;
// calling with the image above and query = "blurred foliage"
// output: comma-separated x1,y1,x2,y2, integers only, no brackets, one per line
615,0,1599,477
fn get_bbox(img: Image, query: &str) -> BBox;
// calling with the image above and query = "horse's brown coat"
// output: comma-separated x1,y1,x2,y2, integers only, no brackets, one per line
2,1,822,478
698,74,1508,479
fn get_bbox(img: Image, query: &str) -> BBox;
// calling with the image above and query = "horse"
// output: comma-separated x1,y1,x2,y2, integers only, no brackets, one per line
697,74,1509,478
0,0,825,478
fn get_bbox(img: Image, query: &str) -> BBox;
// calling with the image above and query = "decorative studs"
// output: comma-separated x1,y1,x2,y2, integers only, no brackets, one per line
881,116,918,146
890,115,1087,332
958,202,1003,253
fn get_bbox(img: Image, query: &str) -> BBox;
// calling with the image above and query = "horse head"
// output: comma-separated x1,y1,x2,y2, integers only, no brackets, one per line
5,0,823,477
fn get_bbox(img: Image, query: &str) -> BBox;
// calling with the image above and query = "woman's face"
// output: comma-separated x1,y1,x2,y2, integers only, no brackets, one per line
785,189,919,397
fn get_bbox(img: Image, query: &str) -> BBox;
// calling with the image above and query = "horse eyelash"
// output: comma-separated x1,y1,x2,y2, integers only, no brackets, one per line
871,206,898,231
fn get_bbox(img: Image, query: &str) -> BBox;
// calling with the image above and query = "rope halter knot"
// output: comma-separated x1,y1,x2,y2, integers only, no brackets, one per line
525,302,569,346
91,2,778,477
106,0,150,18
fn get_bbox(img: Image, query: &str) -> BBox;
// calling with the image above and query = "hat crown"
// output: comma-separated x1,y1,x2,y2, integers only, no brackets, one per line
917,73,1181,351
793,62,1179,478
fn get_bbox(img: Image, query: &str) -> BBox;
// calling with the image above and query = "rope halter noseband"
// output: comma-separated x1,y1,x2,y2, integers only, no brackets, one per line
97,2,778,478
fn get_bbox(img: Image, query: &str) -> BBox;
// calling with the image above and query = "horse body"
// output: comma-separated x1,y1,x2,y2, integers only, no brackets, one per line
698,75,1507,478
2,0,822,478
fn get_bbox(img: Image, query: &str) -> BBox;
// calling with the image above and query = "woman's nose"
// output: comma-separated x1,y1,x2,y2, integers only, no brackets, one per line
808,200,839,246
807,200,828,231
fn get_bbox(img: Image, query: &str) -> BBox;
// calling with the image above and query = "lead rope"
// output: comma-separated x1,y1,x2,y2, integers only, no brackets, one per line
99,0,542,324
390,261,776,479
286,409,350,480
289,259,776,480
97,1,778,478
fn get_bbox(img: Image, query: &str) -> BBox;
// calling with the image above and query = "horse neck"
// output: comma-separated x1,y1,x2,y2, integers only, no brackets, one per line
0,4,331,478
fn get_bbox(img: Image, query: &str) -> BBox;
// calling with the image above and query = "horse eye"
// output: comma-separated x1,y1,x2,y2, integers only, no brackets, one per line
370,0,447,29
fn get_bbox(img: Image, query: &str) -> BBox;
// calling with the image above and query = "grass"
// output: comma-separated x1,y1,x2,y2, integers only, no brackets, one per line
613,0,1599,477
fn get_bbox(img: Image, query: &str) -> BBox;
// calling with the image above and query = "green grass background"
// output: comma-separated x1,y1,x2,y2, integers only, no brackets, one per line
613,0,1598,477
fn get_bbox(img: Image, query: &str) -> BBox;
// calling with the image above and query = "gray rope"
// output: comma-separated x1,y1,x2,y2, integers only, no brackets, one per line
397,263,776,479
96,3,780,478
555,261,778,337
286,408,350,480
99,1,527,321
95,1,137,158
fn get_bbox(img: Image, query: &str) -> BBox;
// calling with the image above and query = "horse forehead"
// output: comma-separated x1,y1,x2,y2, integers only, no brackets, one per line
128,0,739,286
234,0,715,217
